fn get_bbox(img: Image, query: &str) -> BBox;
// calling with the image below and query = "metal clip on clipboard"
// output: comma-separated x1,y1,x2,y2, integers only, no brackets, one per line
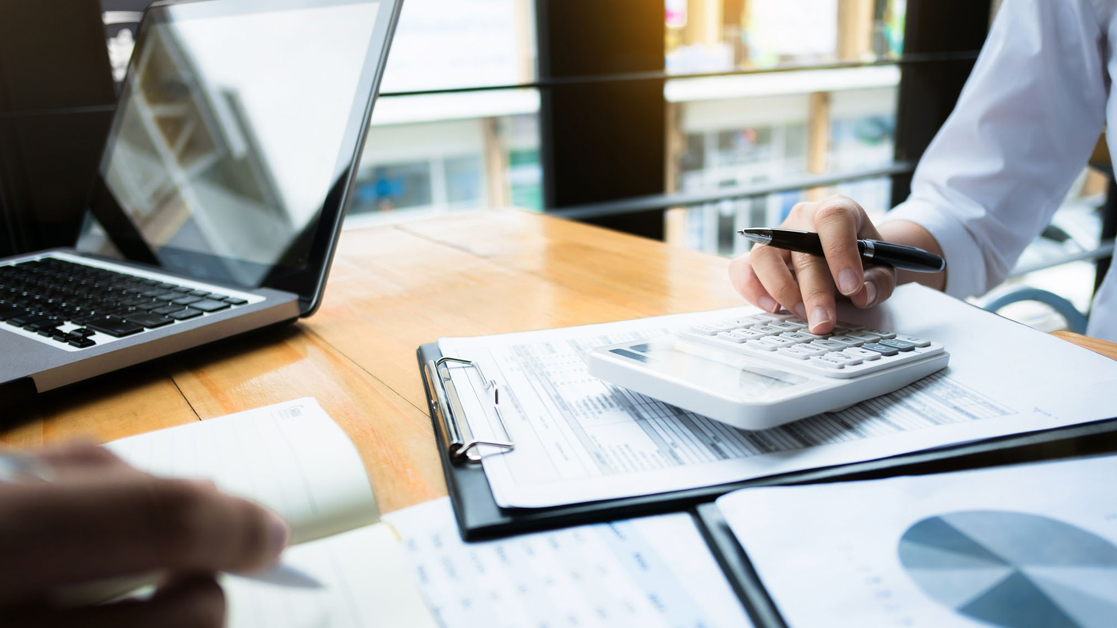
425,357,515,463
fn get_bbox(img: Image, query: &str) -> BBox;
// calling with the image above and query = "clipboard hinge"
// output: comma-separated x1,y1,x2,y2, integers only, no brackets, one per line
426,357,515,464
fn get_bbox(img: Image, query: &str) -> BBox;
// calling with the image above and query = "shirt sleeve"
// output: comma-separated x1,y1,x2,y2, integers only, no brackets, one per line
881,0,1109,300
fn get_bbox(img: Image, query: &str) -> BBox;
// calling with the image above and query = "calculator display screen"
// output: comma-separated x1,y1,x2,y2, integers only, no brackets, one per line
610,338,806,398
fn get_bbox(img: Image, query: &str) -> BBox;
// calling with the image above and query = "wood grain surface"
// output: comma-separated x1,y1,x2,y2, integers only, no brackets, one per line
3,210,1115,514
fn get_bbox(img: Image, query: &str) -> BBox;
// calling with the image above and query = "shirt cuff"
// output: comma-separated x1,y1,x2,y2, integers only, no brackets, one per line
880,200,987,300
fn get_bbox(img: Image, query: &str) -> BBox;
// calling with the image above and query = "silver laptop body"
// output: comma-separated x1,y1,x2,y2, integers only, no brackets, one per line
0,0,403,398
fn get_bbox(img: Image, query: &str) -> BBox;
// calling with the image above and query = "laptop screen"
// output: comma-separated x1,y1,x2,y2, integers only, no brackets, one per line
77,0,399,313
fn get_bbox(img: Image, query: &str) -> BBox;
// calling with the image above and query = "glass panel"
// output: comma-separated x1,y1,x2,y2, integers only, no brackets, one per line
665,63,899,252
665,0,907,75
984,166,1109,332
99,0,542,228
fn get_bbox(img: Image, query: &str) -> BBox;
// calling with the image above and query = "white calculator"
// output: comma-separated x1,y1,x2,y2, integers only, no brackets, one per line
587,311,949,431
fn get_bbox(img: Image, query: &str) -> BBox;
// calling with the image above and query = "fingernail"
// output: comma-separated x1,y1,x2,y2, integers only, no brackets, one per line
759,296,778,313
864,281,877,307
809,307,832,332
266,513,290,556
794,304,807,319
838,269,859,295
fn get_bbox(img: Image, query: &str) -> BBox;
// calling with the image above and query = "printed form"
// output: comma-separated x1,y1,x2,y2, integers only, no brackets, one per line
439,285,1117,508
385,497,751,628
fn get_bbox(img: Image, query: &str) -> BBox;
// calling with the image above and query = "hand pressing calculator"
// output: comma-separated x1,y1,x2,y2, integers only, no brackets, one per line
587,311,948,431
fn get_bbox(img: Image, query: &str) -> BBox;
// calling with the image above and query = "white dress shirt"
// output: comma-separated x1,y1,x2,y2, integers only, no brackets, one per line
883,0,1117,341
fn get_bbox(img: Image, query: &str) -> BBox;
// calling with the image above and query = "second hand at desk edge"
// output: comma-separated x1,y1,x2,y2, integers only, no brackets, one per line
0,450,324,606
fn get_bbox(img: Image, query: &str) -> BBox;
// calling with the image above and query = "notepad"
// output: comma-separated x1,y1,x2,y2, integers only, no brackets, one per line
106,399,438,628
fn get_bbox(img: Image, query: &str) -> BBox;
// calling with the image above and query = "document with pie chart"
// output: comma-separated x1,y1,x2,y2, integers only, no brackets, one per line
717,455,1117,628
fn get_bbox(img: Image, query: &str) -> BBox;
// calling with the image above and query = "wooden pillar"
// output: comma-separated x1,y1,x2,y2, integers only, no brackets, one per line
837,0,875,60
807,91,832,201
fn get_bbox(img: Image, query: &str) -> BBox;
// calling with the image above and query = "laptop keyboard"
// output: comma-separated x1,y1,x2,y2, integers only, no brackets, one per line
0,257,251,350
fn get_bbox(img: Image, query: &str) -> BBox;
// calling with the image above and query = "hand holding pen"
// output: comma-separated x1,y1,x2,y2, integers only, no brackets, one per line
0,443,291,626
727,195,948,335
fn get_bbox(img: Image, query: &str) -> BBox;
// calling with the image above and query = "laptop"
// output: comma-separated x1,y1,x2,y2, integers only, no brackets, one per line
0,0,403,400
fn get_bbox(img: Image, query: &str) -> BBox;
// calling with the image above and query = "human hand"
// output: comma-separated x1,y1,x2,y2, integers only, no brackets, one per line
728,195,898,334
0,442,289,628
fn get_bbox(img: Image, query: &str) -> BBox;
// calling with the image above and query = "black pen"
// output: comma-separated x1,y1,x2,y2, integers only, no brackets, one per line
738,228,946,273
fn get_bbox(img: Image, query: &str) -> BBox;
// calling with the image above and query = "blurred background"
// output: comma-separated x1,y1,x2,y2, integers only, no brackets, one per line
2,0,1113,334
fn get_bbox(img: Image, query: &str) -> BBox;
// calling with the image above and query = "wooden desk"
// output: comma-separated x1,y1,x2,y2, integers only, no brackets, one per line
3,210,1116,515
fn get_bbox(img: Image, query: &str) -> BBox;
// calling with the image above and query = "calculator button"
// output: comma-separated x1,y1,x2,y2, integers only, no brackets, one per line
832,322,865,332
810,355,846,369
861,342,900,357
792,344,829,357
780,332,816,343
809,339,846,351
828,336,865,348
777,346,813,360
755,312,795,322
730,329,767,341
744,339,779,352
717,331,747,343
770,321,807,332
861,329,897,340
895,334,932,348
752,325,785,335
845,332,882,343
757,336,798,349
690,324,722,336
825,351,862,366
878,338,916,352
842,347,881,361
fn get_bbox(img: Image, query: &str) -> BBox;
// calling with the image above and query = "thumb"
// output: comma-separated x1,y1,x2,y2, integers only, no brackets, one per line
849,265,897,309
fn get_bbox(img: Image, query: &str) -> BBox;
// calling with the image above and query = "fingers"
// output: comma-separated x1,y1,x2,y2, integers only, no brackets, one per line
728,255,780,313
0,476,288,604
813,200,867,297
37,443,128,476
6,577,225,628
790,252,838,334
847,265,898,309
748,246,807,318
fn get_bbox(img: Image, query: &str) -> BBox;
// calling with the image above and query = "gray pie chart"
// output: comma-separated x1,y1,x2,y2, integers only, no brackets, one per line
898,510,1117,628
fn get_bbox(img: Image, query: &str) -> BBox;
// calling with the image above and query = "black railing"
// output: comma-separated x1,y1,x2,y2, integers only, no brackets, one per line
551,162,916,220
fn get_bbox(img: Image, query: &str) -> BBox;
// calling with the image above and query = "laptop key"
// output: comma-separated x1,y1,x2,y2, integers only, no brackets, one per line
188,290,211,297
86,319,145,338
137,301,168,311
153,304,186,316
172,296,203,306
223,297,248,306
168,308,203,321
125,313,174,329
68,337,97,348
190,299,231,313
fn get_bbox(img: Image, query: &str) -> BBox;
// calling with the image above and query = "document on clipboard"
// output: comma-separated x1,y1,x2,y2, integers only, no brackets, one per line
427,285,1117,512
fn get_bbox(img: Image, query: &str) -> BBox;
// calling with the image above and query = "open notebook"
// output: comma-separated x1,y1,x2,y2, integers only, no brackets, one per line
105,398,438,628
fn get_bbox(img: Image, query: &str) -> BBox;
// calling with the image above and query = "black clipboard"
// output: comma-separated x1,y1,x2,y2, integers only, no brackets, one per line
418,342,1117,542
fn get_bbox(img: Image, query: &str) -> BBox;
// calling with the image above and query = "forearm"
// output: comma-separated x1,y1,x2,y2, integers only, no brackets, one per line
878,220,946,292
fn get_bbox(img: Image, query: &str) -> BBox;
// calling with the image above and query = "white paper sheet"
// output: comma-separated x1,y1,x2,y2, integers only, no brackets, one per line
438,285,1117,508
107,398,380,543
717,454,1117,628
223,523,439,628
385,497,751,628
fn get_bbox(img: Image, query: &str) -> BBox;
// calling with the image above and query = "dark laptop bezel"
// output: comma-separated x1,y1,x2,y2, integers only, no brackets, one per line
83,0,404,317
